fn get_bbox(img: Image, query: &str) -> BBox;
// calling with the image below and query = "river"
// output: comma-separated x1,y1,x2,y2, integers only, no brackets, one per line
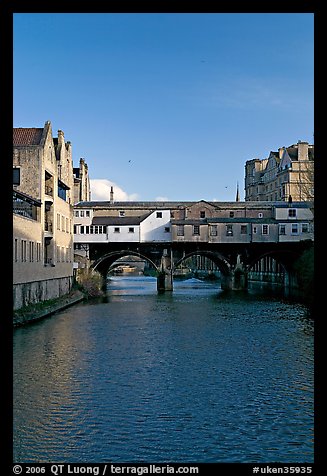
13,276,314,463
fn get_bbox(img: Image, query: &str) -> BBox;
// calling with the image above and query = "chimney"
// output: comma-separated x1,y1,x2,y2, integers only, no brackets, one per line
110,186,114,203
297,141,309,161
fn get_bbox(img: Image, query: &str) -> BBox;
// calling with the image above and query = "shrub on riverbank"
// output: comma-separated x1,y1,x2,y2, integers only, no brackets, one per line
76,269,105,298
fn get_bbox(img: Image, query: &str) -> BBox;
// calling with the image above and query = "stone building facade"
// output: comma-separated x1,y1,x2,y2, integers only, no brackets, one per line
13,121,75,310
244,140,314,202
73,158,91,204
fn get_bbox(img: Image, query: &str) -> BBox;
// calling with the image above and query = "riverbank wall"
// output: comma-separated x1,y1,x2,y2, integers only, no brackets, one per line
13,290,85,327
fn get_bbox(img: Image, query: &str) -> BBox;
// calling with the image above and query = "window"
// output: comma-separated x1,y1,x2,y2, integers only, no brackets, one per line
229,211,234,218
14,239,18,262
73,225,77,234
61,216,65,231
193,225,200,235
74,211,79,217
21,240,27,262
258,213,263,218
114,227,120,233
129,227,135,233
119,211,125,217
164,227,170,233
57,214,61,230
253,226,257,234
177,225,184,236
226,225,233,236
301,223,309,233
288,209,297,218
66,218,69,233
57,182,67,201
279,225,286,235
156,212,162,218
241,225,247,234
210,225,218,236
262,225,269,235
291,224,299,234
85,211,90,217
80,211,85,217
80,226,84,234
29,241,34,262
200,211,206,218
57,246,61,262
36,242,41,262
13,168,20,185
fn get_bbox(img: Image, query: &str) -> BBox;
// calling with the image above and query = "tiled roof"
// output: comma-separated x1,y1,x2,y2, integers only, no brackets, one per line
13,128,43,146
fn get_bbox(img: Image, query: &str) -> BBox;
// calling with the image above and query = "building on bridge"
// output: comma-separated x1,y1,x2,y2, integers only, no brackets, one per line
244,140,314,202
13,121,76,310
73,199,313,291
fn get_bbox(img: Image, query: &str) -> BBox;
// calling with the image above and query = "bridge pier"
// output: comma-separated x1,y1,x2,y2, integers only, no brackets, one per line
221,255,248,291
157,249,173,293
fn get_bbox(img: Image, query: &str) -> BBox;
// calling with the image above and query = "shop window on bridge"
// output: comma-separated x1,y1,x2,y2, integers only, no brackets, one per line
177,225,184,236
241,225,247,234
226,225,233,236
262,225,269,235
90,226,106,234
210,225,218,236
291,224,299,235
279,225,286,235
193,225,200,235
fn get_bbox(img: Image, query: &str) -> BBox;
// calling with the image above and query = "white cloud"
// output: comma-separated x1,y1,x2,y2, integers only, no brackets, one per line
155,196,169,201
90,179,139,202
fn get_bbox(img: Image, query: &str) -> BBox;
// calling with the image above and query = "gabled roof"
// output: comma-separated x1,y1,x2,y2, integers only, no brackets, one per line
92,212,152,226
13,128,44,146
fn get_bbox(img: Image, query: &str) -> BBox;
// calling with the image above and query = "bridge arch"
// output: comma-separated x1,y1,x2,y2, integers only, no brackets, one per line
173,250,231,277
91,250,159,277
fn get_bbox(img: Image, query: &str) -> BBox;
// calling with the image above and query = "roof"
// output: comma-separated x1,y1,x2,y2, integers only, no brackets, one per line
13,128,44,146
92,213,151,226
172,218,277,225
75,200,277,209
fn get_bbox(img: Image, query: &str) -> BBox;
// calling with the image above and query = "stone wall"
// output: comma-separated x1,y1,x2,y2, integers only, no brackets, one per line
13,276,73,310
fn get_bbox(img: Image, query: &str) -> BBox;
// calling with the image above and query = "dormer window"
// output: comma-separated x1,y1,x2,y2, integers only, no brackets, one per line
200,211,205,218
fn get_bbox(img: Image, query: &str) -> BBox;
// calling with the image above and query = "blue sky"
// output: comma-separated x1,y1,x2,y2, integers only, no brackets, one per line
13,13,314,202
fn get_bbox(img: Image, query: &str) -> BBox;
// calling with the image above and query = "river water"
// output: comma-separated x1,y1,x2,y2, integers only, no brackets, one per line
13,276,314,463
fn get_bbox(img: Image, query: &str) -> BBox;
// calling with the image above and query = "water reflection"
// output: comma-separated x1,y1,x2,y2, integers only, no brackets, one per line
14,276,314,463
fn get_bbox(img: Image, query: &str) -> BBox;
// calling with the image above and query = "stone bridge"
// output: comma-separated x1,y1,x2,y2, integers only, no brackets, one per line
87,241,311,292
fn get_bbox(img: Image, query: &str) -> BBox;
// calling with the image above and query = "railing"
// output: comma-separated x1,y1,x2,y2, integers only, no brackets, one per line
13,197,36,220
